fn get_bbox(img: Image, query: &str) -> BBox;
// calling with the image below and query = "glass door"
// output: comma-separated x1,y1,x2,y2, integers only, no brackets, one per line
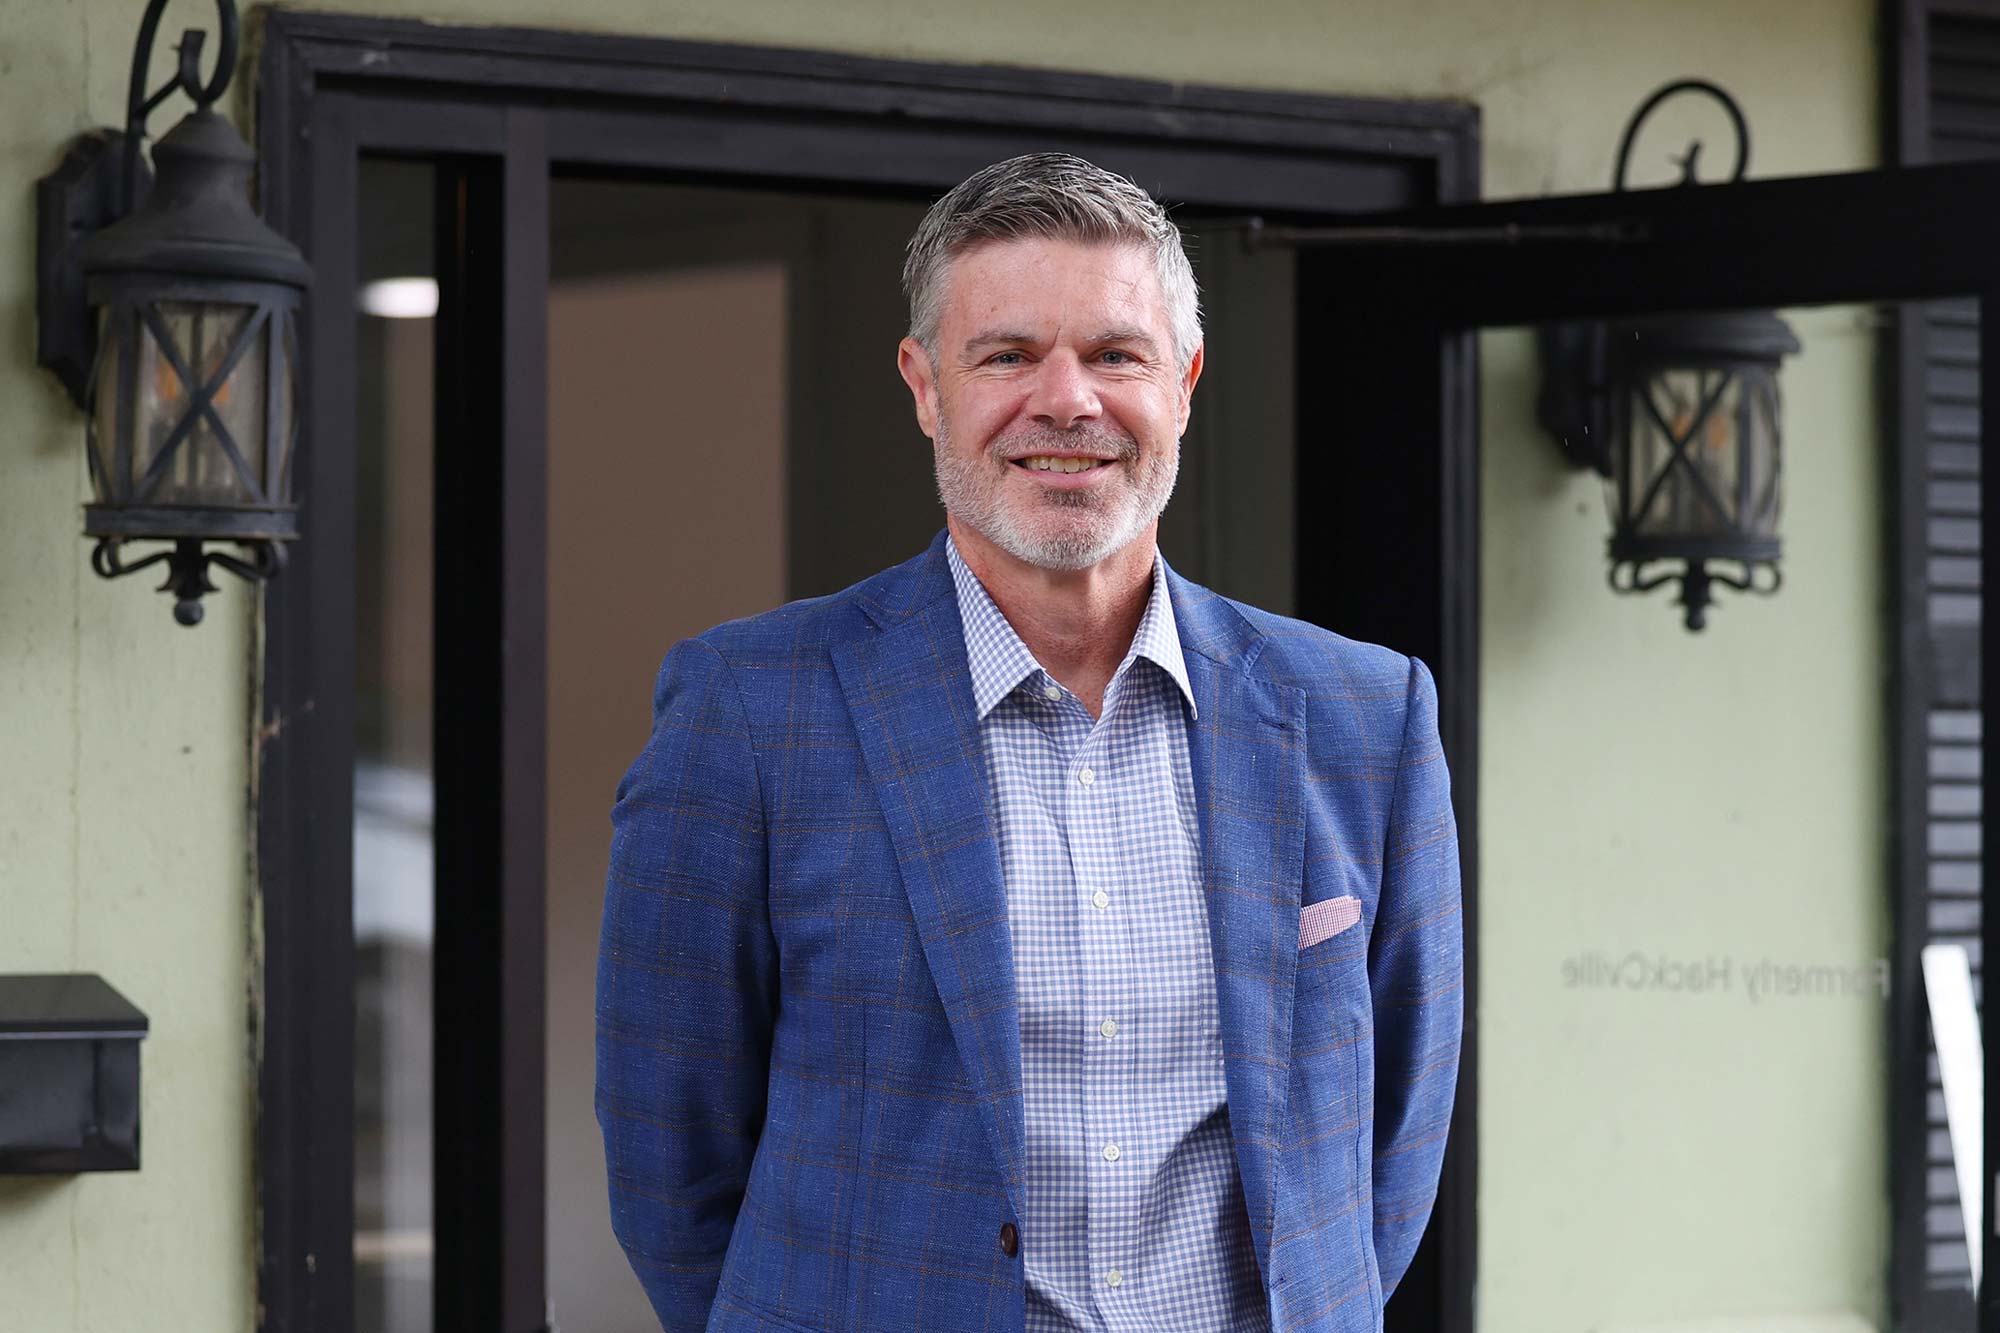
352,155,439,1333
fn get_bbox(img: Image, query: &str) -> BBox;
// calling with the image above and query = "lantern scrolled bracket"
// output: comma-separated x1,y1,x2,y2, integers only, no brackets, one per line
1611,78,1751,193
34,0,309,625
91,536,281,627
1609,556,1782,632
117,0,239,219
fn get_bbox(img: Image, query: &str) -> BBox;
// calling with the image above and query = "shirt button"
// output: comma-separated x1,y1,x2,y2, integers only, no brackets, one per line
1102,1142,1121,1162
1091,889,1110,910
1107,1270,1124,1289
1042,684,1062,701
999,1221,1019,1257
1078,767,1095,787
1099,1018,1119,1039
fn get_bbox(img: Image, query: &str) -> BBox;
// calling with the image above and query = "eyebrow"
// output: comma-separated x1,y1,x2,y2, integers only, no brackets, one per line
1085,327,1160,353
960,328,1162,355
962,331,1040,354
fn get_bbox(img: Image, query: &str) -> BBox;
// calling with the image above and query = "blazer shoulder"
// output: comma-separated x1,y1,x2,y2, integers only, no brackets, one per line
1214,597,1436,772
688,588,854,666
1219,596,1415,697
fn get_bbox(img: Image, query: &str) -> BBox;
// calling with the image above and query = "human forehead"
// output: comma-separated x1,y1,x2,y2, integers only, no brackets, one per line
937,236,1168,337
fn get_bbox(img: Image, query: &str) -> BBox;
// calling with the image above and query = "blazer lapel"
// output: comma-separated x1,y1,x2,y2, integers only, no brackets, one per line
1171,571,1307,1282
827,541,1302,1263
832,541,1027,1224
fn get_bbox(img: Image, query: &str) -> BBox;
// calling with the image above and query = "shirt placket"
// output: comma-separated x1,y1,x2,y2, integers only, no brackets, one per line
1069,667,1142,1324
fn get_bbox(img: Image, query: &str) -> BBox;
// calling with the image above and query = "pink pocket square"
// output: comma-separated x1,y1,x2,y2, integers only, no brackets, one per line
1299,895,1362,950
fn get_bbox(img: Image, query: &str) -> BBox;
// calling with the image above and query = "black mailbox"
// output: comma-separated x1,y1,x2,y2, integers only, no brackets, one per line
0,974,147,1173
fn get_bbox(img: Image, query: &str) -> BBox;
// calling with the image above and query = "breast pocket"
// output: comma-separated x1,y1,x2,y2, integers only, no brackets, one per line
1300,894,1361,950
1296,893,1366,1000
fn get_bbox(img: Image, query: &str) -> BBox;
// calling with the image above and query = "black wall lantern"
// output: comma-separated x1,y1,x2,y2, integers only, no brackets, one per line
1540,81,1801,632
37,0,309,626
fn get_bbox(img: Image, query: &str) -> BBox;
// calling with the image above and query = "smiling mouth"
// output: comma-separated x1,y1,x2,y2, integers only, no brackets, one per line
1011,455,1114,474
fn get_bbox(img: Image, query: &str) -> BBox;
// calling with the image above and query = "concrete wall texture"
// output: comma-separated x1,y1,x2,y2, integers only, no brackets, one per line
0,1,1884,1329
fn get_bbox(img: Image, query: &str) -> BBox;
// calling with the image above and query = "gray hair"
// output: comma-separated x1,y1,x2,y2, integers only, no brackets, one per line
902,152,1202,370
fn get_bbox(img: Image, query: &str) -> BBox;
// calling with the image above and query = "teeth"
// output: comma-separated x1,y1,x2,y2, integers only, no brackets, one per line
1020,456,1104,474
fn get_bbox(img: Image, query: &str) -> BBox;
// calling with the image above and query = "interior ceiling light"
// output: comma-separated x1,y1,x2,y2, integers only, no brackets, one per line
358,277,439,319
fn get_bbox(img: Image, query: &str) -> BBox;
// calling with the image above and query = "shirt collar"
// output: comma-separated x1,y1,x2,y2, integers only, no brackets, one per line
945,534,1196,721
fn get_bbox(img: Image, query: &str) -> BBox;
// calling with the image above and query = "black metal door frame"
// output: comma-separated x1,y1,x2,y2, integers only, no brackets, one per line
1314,144,2000,1327
252,81,554,1333
253,15,1483,1333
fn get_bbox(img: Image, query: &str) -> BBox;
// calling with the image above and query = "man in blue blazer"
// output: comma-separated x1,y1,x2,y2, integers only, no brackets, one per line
598,153,1463,1332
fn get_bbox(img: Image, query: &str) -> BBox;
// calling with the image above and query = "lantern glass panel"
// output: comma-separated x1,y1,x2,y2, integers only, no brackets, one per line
272,309,297,494
1741,369,1782,536
132,300,267,507
87,306,126,502
1613,363,1782,541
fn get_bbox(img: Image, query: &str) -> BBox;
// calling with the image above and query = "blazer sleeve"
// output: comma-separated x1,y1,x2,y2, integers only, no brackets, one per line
596,637,777,1330
1367,654,1465,1298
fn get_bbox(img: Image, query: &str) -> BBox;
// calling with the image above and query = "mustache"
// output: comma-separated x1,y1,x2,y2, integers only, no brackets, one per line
988,424,1138,463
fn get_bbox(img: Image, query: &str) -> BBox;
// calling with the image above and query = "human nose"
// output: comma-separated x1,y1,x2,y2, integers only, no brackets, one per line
1026,351,1100,430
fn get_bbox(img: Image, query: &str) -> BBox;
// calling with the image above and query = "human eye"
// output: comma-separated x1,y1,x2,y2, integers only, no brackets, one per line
986,350,1027,366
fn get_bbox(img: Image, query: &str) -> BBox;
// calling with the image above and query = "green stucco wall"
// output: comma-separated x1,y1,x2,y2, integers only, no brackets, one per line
1482,305,1889,1331
0,1,260,1329
0,1,1883,1329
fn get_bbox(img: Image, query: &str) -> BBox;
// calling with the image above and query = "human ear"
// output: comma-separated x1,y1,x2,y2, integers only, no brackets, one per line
897,337,940,441
1175,343,1205,436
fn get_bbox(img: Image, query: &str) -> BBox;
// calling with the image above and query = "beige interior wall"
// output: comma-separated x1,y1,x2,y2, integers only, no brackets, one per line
545,262,788,1331
780,196,945,598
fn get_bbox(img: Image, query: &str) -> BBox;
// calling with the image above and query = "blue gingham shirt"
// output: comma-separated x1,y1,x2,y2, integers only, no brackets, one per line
947,538,1270,1333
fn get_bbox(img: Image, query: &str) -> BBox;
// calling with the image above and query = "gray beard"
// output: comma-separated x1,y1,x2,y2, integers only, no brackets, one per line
931,418,1177,571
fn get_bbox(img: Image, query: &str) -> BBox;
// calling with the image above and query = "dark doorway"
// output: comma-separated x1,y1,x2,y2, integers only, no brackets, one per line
530,176,1311,1327
256,16,1481,1332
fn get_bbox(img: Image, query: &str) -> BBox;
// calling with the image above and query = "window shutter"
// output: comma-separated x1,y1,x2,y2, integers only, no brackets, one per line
1907,9,1993,1318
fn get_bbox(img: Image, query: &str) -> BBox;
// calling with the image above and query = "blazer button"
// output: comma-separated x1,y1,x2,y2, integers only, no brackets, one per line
999,1221,1019,1257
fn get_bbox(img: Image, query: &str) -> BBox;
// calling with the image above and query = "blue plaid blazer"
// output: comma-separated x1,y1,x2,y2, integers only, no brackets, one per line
597,529,1463,1332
